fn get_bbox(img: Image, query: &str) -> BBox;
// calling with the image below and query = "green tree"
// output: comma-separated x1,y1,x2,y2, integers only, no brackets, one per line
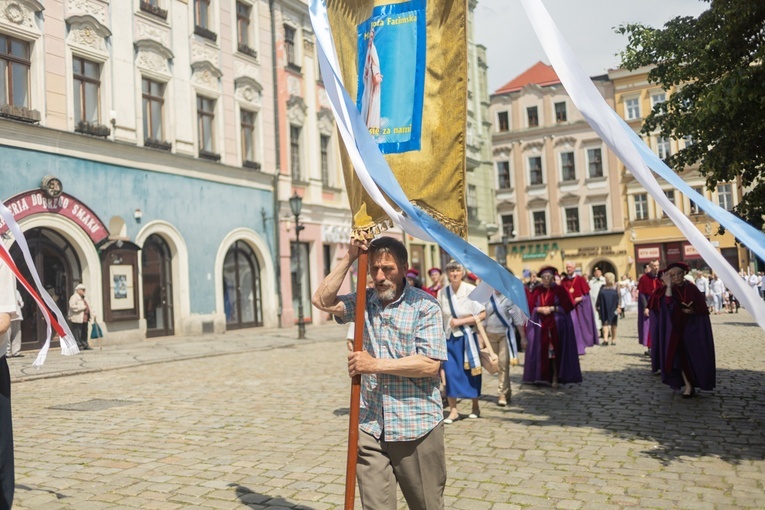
618,0,765,229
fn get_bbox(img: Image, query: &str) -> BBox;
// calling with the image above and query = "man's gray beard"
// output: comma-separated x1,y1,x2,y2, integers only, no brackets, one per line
375,283,399,302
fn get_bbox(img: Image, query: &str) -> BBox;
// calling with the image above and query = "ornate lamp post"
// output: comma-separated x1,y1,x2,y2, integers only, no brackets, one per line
289,192,306,339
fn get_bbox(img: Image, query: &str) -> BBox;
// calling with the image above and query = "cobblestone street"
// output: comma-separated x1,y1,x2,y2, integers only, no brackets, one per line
8,310,765,509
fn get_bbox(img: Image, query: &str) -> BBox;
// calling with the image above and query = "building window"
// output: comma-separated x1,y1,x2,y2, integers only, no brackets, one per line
497,160,511,189
690,186,704,215
592,205,608,231
501,214,514,238
285,25,298,69
526,106,538,128
0,35,31,109
634,193,648,220
625,97,640,120
197,95,218,158
73,57,101,125
683,135,694,147
651,92,666,107
142,78,166,147
554,101,567,122
240,109,257,168
717,184,733,211
140,0,168,19
467,184,478,221
320,134,330,187
565,207,579,233
587,148,603,178
236,2,256,57
195,0,210,29
533,211,547,236
290,125,301,181
560,152,575,181
657,137,671,160
663,189,675,217
497,111,509,132
528,156,543,185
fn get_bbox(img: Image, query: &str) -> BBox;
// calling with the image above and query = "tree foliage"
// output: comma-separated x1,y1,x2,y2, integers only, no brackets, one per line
618,0,765,229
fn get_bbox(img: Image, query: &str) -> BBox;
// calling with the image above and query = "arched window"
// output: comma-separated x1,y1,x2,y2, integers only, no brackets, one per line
223,240,262,329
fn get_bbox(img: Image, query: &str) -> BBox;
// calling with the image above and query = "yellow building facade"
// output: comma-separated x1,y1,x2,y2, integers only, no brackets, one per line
608,66,747,276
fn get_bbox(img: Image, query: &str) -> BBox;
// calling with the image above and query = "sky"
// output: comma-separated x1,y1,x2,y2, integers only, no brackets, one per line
474,0,709,93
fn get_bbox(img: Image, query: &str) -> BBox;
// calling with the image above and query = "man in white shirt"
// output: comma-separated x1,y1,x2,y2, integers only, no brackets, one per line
589,267,606,336
0,259,19,509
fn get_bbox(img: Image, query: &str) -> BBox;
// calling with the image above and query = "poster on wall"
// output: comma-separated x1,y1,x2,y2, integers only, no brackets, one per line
109,265,134,311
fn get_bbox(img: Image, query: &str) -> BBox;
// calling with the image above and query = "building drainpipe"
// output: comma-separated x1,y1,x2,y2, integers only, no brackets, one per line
270,0,283,327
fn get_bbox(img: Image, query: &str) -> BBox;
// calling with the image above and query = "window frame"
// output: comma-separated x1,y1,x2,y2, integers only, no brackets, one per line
634,193,648,220
656,136,671,160
320,134,331,187
240,108,258,168
497,110,509,132
662,189,675,217
142,77,167,146
501,214,515,238
466,184,478,221
290,124,302,181
532,210,547,237
554,101,567,123
528,155,543,186
689,186,704,215
72,55,102,126
0,34,31,109
559,151,576,182
587,147,603,178
625,97,640,120
197,94,218,158
717,183,733,211
497,160,511,189
592,204,608,232
564,207,580,234
284,24,300,72
526,106,538,128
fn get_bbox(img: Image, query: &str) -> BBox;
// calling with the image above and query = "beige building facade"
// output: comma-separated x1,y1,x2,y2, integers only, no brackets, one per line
489,63,630,279
609,66,746,276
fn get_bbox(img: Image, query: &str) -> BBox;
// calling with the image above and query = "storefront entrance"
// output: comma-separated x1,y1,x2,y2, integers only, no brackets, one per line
223,240,263,329
142,234,175,337
10,228,82,350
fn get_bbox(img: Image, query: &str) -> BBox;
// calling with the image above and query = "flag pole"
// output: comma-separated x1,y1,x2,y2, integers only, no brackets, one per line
344,250,368,510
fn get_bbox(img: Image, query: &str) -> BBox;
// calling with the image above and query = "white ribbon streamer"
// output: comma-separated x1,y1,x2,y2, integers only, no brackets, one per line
521,0,765,332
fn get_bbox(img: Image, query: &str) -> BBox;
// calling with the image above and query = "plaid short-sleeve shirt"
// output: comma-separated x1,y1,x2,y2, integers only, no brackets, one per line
337,284,447,442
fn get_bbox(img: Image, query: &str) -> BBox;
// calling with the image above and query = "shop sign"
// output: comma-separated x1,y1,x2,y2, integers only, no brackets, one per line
637,246,661,261
322,225,352,244
562,246,628,258
512,242,559,260
683,243,701,259
1,190,109,244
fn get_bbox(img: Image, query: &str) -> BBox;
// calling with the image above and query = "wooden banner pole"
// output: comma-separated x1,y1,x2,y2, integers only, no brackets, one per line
344,250,369,510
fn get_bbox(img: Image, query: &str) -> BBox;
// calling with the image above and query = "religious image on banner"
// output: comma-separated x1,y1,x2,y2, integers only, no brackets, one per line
356,0,425,154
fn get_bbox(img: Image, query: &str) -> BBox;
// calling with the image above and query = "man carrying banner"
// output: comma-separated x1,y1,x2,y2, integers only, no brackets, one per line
312,236,447,509
0,259,18,509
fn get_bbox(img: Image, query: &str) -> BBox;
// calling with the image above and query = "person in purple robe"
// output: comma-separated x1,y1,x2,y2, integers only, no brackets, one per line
650,262,716,397
560,261,599,354
522,266,582,387
647,270,666,375
637,260,661,354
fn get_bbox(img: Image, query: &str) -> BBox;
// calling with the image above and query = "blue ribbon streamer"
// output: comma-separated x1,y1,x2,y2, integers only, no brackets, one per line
615,112,765,261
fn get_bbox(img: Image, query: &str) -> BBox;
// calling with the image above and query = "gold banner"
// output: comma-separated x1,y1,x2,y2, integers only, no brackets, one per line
326,0,468,238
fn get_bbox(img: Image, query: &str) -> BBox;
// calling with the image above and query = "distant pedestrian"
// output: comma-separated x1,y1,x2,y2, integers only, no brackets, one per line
710,274,725,314
6,290,22,357
595,272,621,346
425,267,443,298
68,284,93,351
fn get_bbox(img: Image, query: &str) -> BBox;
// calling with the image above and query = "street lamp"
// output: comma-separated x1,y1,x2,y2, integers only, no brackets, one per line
289,192,306,339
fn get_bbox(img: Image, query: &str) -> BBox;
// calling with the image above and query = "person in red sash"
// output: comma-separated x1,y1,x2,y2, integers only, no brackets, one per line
425,267,443,298
522,266,582,387
560,261,598,354
637,260,661,354
650,262,715,397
